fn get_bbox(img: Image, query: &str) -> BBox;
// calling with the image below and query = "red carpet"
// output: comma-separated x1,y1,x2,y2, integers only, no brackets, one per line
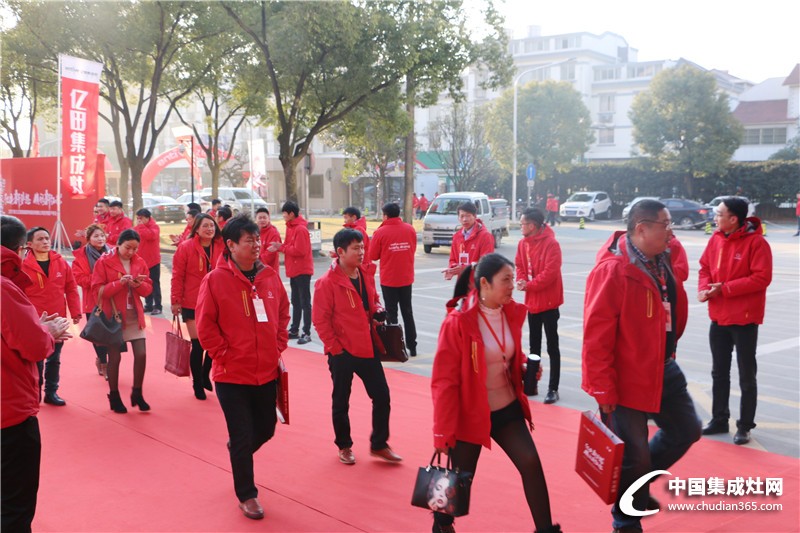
32,317,798,532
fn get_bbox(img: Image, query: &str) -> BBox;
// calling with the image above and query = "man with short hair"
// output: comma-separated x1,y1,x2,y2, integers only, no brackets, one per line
545,194,559,227
698,197,772,445
94,198,111,225
313,228,401,465
216,206,233,229
417,193,429,219
255,207,281,274
268,201,314,344
515,208,563,404
342,207,373,274
370,202,418,356
170,209,198,246
105,200,132,245
209,199,222,219
444,201,494,280
582,200,701,533
134,208,163,314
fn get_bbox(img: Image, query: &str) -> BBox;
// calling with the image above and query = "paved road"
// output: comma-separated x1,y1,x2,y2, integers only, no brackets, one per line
157,219,800,458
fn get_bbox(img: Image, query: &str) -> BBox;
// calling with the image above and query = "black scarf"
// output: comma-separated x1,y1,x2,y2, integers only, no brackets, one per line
85,244,110,270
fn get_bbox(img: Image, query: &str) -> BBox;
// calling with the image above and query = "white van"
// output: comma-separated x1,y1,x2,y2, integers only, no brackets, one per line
200,187,270,214
422,192,508,253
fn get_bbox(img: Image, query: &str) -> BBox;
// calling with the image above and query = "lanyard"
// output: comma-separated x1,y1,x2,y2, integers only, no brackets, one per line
477,307,507,354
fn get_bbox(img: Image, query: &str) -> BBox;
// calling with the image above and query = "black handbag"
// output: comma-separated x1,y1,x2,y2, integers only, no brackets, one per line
376,324,409,363
80,285,123,346
411,452,472,517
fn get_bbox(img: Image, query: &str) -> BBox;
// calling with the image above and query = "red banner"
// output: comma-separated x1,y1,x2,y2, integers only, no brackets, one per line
60,55,102,199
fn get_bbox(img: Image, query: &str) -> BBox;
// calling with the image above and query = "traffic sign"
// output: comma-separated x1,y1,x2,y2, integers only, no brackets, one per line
526,163,536,181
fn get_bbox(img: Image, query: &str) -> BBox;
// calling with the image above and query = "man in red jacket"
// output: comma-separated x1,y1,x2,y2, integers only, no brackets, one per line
22,227,82,407
370,202,418,356
444,201,494,280
515,208,563,404
342,206,373,274
312,228,401,465
268,201,314,344
134,209,163,315
417,193,429,219
2,216,70,533
582,200,701,533
256,207,281,274
698,197,772,445
105,200,133,245
545,194,559,227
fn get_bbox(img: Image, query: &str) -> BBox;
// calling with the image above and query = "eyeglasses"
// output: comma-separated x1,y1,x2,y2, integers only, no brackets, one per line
639,219,672,229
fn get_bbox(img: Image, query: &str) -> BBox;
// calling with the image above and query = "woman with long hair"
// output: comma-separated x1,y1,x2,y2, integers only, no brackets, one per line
91,229,153,413
431,253,560,533
171,213,223,400
72,224,112,378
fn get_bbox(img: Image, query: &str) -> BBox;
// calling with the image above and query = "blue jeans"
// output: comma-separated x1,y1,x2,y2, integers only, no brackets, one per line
37,342,63,395
606,360,701,531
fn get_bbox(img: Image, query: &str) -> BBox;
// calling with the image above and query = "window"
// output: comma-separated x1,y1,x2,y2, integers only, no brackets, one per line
480,199,490,215
560,63,576,80
598,129,615,145
233,191,252,200
595,67,619,81
599,94,615,113
627,64,662,78
743,128,788,145
555,36,580,49
309,174,324,198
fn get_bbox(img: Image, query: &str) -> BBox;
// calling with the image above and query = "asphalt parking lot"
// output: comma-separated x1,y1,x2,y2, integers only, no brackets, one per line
158,217,800,458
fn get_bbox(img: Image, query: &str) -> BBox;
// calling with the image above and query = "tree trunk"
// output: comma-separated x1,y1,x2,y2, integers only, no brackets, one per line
403,74,416,223
211,164,220,199
683,175,694,198
282,159,298,203
129,158,144,214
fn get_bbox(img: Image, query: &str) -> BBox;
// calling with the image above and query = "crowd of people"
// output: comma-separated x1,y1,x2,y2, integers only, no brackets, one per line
1,193,774,533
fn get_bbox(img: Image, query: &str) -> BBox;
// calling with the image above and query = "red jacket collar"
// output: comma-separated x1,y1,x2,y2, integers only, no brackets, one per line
216,254,275,285
1,245,32,289
287,215,307,228
22,250,63,274
379,217,404,228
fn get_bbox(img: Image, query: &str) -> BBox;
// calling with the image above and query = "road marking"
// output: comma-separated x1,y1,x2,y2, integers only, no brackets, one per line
757,337,800,356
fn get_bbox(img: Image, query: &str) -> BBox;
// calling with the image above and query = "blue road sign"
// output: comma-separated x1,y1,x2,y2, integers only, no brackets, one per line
526,163,536,181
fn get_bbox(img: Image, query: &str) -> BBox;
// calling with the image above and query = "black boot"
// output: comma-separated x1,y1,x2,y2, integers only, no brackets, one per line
131,388,151,411
202,354,213,392
535,524,562,533
193,382,207,400
108,391,127,414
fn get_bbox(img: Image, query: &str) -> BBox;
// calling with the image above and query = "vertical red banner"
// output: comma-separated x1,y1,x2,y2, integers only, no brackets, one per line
60,55,103,199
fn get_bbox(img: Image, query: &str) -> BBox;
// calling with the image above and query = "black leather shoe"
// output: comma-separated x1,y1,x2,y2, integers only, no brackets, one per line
287,330,299,340
239,497,264,520
733,429,751,445
150,307,162,315
543,390,559,404
143,305,153,313
44,392,67,406
702,420,729,435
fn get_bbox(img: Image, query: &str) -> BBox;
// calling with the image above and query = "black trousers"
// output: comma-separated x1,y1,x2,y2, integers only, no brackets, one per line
381,284,416,350
1,416,41,533
216,380,278,502
327,352,391,451
709,322,759,431
433,401,553,531
37,342,63,396
289,275,312,336
144,264,162,309
527,309,561,391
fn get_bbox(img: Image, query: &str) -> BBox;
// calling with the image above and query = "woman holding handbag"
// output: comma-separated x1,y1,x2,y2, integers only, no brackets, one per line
431,253,560,533
171,213,223,400
196,215,289,520
72,224,112,378
91,229,153,413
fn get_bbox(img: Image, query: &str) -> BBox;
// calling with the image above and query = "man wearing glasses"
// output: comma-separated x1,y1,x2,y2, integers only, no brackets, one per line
698,197,772,446
582,199,701,533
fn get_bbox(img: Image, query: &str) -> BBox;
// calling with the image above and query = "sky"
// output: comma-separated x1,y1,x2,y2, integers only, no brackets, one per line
495,0,799,83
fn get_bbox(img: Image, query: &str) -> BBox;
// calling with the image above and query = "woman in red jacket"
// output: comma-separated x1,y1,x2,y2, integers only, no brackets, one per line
73,224,113,378
91,229,153,413
171,214,223,399
431,254,559,533
196,215,289,520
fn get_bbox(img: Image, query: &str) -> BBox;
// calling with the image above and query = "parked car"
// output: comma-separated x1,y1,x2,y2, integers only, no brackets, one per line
176,192,212,212
559,191,612,221
201,187,268,215
661,198,709,229
705,196,756,223
489,198,510,238
422,192,509,253
141,196,185,223
622,196,660,221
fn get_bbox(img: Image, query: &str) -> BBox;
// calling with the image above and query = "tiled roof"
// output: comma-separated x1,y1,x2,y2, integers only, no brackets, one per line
732,100,789,124
783,64,800,86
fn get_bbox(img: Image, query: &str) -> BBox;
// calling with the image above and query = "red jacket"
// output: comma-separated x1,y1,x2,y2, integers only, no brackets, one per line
598,233,689,283
582,232,688,413
196,256,289,385
312,261,383,359
171,235,224,309
698,218,772,326
280,215,314,278
90,250,153,330
22,250,81,319
448,221,495,268
418,196,430,212
134,217,161,268
1,247,55,429
432,294,532,449
412,196,419,209
173,222,192,246
369,217,417,287
259,224,282,274
72,245,111,313
344,217,373,271
514,225,564,314
105,214,133,245
545,197,558,212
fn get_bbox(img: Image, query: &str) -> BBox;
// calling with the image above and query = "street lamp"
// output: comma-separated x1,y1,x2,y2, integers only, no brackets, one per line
512,58,574,220
178,137,195,204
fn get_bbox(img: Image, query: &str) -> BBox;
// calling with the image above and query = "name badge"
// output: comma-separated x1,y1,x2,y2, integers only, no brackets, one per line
663,301,672,332
253,297,269,323
459,252,470,266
